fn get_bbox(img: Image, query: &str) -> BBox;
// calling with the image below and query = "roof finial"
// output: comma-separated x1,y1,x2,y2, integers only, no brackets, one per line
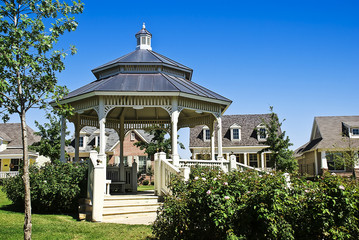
142,22,146,29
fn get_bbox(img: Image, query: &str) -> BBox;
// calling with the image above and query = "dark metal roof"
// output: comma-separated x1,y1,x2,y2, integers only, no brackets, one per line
135,28,152,37
92,49,192,73
64,72,230,102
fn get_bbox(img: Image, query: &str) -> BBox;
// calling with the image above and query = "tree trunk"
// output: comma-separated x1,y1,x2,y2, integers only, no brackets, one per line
20,111,32,240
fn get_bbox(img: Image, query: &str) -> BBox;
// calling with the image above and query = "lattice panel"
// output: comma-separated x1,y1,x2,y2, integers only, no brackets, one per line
104,96,171,107
179,98,221,114
71,97,99,112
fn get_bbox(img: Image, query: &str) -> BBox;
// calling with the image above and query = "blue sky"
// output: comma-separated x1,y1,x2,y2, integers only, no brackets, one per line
14,0,359,159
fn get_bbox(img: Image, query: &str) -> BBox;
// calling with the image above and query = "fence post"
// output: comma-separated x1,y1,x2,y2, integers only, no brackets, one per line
90,151,105,222
180,166,190,181
154,153,160,196
229,154,237,171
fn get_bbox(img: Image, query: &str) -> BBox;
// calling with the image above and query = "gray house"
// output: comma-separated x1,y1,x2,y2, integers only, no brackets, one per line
190,114,273,170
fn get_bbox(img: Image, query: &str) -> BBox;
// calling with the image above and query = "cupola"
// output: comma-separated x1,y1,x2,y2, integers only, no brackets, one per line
135,23,152,50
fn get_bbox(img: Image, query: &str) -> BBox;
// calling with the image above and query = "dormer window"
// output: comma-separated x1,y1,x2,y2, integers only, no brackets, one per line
203,127,211,142
230,124,241,141
130,132,136,141
353,128,359,136
79,136,84,147
257,125,267,141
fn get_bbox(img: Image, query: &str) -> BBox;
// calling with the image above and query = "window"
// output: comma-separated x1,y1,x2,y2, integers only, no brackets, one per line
259,128,266,139
249,154,258,168
233,129,240,140
139,156,148,174
265,153,272,168
147,37,151,45
141,37,146,44
130,132,136,141
326,152,345,171
137,38,140,45
10,159,19,171
353,128,359,136
79,136,84,147
203,128,211,141
96,136,100,147
123,156,128,167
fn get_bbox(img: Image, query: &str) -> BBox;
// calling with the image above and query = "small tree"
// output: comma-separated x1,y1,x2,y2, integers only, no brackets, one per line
29,113,71,163
0,1,83,239
332,137,359,178
259,107,298,172
134,127,185,158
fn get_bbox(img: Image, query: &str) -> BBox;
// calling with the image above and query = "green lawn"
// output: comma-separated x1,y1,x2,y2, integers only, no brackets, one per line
0,186,153,240
137,185,154,191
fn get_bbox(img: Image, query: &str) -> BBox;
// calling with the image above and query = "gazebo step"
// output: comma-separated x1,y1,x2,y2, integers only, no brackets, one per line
103,204,161,215
104,199,159,206
102,212,158,225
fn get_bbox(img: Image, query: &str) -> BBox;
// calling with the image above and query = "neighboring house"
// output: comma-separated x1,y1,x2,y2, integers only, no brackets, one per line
0,123,49,178
66,127,153,174
295,116,359,177
190,114,274,170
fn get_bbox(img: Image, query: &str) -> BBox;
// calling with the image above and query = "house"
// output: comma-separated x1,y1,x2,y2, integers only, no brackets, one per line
66,127,154,174
190,114,274,170
0,123,49,178
295,116,359,177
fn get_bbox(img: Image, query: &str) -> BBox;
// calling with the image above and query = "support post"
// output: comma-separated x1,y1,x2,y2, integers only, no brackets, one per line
217,115,223,161
261,153,265,169
154,152,166,196
131,161,137,193
171,98,180,166
74,114,80,162
210,121,215,160
243,153,248,166
354,152,359,179
89,150,105,222
314,150,318,175
119,115,125,188
321,151,328,174
180,166,190,181
60,116,66,163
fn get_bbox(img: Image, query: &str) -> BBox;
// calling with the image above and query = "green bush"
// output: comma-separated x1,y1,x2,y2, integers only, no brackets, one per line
151,181,155,186
153,168,359,240
2,161,88,213
143,180,149,185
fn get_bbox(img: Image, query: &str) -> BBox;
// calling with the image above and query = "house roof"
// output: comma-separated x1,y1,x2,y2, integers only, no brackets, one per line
190,114,272,148
66,126,153,154
0,123,40,148
64,72,231,102
295,116,359,155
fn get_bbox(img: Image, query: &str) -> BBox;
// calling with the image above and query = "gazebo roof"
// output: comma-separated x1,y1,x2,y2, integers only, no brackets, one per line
64,73,230,102
92,49,193,78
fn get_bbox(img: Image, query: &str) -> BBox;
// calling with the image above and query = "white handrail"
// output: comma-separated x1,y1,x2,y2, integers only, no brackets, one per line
160,159,181,195
236,162,269,173
0,171,19,179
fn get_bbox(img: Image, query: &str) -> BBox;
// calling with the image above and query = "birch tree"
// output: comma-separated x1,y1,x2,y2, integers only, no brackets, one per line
0,1,83,239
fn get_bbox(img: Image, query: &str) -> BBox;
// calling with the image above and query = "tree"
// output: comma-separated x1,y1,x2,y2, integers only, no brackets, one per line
259,106,298,173
332,137,359,178
0,1,83,239
29,113,71,163
134,127,185,158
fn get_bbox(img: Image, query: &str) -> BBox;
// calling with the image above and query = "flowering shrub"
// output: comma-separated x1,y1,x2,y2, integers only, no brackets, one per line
152,168,359,239
2,162,88,213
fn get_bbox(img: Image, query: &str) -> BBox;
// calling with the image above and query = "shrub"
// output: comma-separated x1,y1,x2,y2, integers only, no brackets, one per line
151,181,155,186
153,168,359,239
143,180,149,185
2,161,88,213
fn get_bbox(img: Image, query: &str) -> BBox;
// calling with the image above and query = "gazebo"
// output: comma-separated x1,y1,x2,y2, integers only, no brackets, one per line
57,24,232,221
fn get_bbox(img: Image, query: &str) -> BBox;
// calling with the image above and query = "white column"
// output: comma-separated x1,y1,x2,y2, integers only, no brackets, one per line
321,151,328,172
74,114,80,162
171,98,180,166
314,150,318,175
217,116,223,160
119,114,125,190
261,153,265,169
243,153,248,166
60,116,66,163
98,97,107,175
210,121,215,160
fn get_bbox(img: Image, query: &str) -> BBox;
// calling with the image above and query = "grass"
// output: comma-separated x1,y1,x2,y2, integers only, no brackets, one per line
0,186,153,240
137,185,154,191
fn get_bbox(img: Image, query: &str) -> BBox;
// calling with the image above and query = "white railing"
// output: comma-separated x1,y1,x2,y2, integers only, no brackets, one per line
178,159,225,169
161,159,181,195
0,171,19,179
87,159,95,204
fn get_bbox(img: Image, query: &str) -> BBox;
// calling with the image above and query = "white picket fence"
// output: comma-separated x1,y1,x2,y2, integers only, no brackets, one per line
0,171,19,179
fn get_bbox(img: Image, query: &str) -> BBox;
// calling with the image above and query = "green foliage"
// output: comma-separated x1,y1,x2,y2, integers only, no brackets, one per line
134,127,185,157
153,168,359,239
260,106,298,172
142,180,149,186
29,113,71,163
2,162,88,213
